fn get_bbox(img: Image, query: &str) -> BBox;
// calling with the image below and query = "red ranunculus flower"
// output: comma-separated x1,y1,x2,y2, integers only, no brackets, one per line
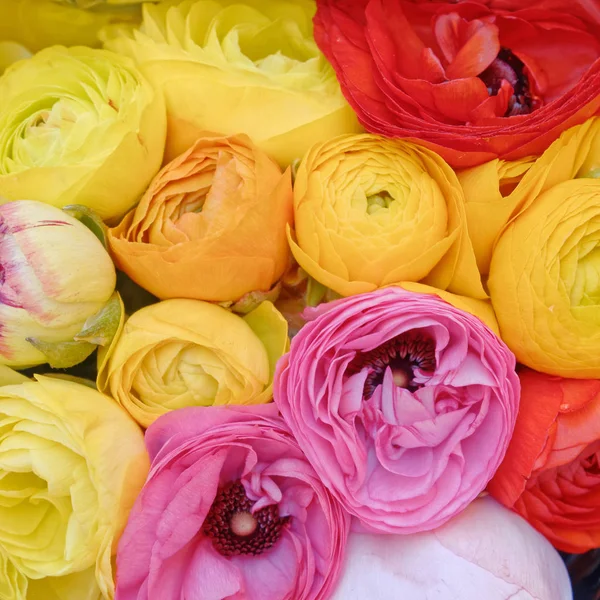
314,0,600,167
488,368,600,553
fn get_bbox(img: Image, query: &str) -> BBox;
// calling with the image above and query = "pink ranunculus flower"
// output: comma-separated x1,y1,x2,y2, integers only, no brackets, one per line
114,403,350,600
274,287,520,534
330,497,572,600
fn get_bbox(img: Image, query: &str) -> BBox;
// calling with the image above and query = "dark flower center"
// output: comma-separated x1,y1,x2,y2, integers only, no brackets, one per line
582,452,600,477
202,480,290,557
479,48,542,116
347,333,436,399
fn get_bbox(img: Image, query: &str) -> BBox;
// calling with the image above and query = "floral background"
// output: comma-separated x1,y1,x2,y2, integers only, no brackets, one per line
1,0,600,598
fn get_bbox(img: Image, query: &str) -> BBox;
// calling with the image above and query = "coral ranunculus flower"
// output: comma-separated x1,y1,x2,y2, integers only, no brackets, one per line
109,134,293,303
488,178,600,378
489,368,600,554
115,404,349,600
274,286,520,534
314,0,600,167
289,134,486,300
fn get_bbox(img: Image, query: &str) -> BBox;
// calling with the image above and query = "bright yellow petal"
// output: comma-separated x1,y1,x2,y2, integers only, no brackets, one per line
460,117,600,276
488,178,600,377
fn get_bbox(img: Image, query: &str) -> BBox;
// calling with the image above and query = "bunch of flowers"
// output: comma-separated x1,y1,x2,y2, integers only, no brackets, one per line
0,0,599,598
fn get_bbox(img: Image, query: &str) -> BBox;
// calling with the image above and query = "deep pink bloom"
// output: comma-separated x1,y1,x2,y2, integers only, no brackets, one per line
114,404,349,600
274,287,520,534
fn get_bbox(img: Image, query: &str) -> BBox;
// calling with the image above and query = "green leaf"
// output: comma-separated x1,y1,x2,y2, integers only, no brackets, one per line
62,204,109,249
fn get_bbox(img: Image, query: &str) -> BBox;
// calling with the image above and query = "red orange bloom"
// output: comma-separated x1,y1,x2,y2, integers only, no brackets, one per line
489,368,600,553
314,0,600,167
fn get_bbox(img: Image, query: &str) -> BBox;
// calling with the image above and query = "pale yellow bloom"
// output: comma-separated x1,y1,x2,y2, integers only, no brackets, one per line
0,46,166,221
289,134,485,299
98,299,288,427
0,376,148,599
0,548,26,600
102,0,362,166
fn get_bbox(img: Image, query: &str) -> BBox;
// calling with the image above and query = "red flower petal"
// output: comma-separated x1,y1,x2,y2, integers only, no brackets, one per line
437,15,501,79
314,0,600,167
488,369,565,507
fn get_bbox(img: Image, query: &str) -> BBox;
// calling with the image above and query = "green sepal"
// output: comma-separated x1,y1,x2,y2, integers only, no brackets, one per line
25,338,96,369
226,282,282,315
306,276,327,307
584,167,600,179
290,158,302,184
75,292,123,346
62,204,109,249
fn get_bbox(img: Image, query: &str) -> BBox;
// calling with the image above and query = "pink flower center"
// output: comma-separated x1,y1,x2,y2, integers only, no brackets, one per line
479,48,542,116
347,333,436,398
202,481,290,557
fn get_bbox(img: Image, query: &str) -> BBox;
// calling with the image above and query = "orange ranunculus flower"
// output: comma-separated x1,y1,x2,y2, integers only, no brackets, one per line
488,368,600,553
288,134,485,300
108,133,293,302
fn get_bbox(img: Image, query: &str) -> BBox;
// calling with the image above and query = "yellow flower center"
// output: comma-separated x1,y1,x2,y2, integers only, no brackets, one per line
366,191,393,215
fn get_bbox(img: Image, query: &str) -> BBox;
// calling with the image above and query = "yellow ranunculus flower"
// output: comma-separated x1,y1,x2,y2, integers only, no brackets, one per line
0,548,26,600
97,299,289,427
0,46,166,221
0,0,145,52
0,375,148,599
101,0,362,167
288,134,486,299
488,178,600,378
459,117,600,275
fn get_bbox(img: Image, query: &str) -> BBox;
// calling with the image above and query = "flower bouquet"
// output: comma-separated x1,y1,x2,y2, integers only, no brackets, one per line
0,0,599,598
